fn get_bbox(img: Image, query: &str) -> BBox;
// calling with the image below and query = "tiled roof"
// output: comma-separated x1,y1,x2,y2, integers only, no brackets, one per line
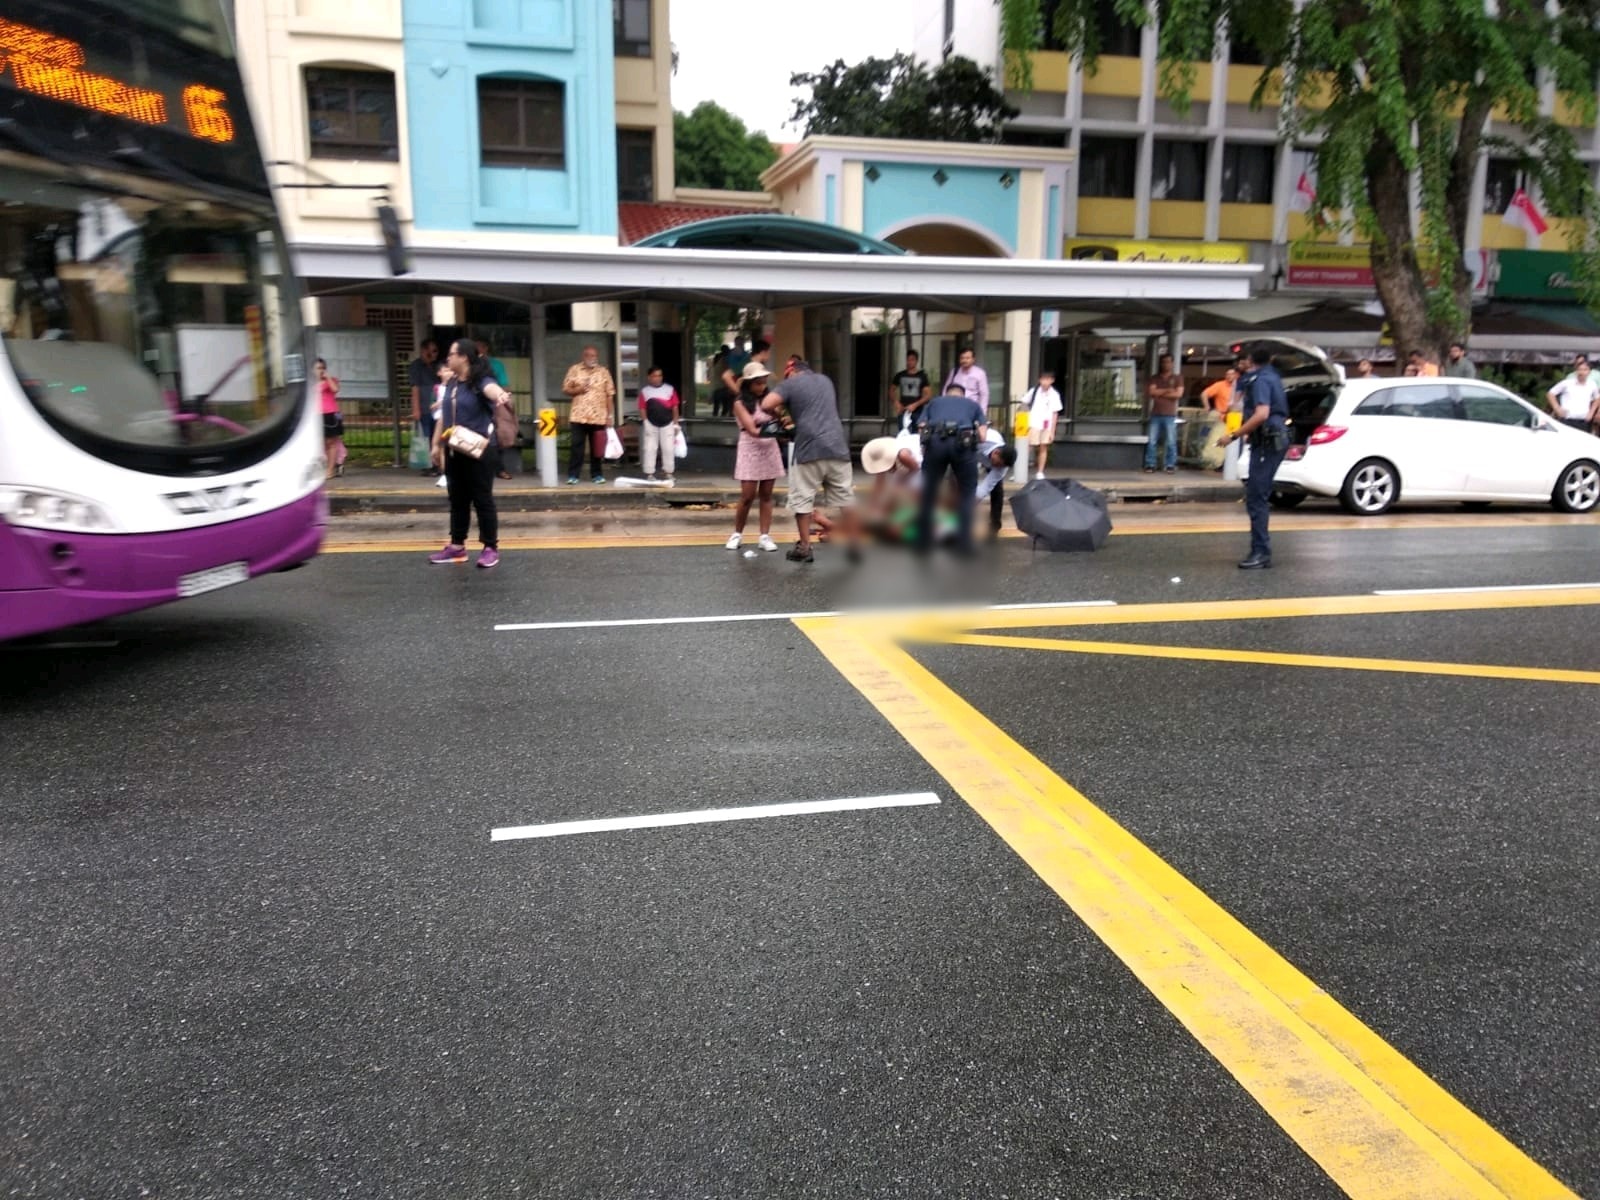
619,202,768,246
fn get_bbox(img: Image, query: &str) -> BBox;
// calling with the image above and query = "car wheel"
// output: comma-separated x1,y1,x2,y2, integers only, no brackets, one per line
1339,458,1398,515
1552,460,1600,513
1270,491,1308,509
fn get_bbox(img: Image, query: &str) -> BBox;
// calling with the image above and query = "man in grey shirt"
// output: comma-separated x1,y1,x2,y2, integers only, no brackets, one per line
762,361,862,563
1443,342,1477,378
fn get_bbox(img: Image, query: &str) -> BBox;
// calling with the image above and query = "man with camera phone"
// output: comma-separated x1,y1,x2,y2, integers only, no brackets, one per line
1217,343,1290,570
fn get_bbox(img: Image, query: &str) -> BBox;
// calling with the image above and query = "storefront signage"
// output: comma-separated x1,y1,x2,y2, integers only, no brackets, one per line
1063,239,1251,265
1287,244,1488,293
1494,250,1582,301
1286,244,1372,287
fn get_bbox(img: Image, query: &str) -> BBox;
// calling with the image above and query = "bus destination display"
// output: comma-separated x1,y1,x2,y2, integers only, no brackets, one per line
0,15,235,144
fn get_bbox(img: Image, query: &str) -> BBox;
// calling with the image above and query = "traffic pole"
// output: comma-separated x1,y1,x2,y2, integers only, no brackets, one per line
1012,407,1030,484
537,408,558,487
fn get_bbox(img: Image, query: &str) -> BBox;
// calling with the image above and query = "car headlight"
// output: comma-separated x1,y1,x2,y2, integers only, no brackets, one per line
0,487,117,533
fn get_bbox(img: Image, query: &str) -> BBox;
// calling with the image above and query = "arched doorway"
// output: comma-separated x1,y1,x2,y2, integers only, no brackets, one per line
882,222,1011,258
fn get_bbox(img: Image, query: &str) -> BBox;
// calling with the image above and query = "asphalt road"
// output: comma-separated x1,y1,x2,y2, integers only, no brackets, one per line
2,512,1597,1199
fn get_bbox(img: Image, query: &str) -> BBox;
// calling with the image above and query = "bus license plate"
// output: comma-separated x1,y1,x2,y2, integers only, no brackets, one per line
178,561,249,598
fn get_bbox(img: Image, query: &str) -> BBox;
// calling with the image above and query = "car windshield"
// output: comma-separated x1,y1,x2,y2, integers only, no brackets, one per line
0,161,305,475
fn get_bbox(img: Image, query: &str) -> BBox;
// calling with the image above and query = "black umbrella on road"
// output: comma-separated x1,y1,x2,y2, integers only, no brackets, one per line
1009,478,1113,552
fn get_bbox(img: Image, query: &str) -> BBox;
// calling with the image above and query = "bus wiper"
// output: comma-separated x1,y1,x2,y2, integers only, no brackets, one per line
0,120,195,208
0,118,98,187
111,142,269,211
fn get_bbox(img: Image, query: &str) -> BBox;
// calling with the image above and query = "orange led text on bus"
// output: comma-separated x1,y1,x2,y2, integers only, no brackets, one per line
0,17,234,143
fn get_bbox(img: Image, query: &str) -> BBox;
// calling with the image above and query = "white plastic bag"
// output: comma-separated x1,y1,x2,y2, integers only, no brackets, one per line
603,425,623,461
673,425,688,460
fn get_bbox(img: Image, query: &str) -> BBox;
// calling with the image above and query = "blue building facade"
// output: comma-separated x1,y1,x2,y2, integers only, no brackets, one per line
401,0,618,237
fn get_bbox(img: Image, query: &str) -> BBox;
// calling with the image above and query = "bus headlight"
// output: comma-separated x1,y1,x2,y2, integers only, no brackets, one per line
0,487,117,533
302,455,326,490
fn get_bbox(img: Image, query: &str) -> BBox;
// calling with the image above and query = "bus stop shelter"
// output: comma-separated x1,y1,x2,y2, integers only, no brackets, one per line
291,239,1261,464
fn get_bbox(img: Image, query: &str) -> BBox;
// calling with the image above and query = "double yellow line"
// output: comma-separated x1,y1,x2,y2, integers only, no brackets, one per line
798,590,1598,1199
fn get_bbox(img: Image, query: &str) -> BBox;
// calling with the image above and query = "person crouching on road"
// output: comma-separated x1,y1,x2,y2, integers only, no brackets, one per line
915,382,987,557
429,339,514,569
726,361,785,552
1216,343,1290,570
975,427,1017,542
859,434,924,544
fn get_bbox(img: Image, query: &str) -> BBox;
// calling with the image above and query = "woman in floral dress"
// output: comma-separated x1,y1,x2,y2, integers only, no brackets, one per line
725,361,786,552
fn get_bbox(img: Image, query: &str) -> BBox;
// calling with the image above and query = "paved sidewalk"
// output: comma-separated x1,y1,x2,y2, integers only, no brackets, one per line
325,462,1243,515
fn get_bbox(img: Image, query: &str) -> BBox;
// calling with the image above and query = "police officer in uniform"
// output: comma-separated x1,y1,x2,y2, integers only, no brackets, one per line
1217,343,1290,569
915,382,987,555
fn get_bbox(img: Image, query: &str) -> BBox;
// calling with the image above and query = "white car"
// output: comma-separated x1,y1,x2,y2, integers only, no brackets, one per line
1271,374,1600,515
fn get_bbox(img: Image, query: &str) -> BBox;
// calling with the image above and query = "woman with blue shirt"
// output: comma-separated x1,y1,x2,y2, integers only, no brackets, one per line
429,339,513,568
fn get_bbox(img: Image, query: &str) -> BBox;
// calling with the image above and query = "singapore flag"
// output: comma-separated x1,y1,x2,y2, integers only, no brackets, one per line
1503,187,1549,237
1288,170,1317,214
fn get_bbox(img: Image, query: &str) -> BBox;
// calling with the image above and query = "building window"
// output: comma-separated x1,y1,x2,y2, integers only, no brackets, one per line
1092,0,1142,56
617,128,654,202
1484,158,1519,215
614,0,651,58
1221,142,1275,204
1036,0,1141,55
1078,136,1138,198
1228,34,1264,66
1002,128,1069,149
478,78,565,169
1152,139,1207,201
305,68,398,161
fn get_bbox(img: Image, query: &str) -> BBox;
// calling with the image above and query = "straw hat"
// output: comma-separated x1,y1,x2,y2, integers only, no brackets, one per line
860,436,901,475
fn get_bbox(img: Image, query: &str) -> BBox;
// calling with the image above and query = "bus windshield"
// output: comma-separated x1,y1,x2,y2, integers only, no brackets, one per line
0,0,305,477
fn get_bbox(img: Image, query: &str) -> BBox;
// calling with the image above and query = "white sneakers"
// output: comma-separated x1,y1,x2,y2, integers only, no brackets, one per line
727,531,779,551
758,534,779,552
725,532,742,550
1035,471,1046,481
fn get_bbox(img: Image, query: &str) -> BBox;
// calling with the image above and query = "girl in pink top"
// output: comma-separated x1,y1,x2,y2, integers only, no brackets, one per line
316,358,345,478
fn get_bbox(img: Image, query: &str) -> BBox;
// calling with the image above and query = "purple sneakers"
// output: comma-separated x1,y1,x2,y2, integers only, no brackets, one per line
476,547,500,569
429,543,468,564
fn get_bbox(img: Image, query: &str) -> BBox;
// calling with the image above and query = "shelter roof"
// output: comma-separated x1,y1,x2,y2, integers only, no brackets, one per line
293,241,1259,314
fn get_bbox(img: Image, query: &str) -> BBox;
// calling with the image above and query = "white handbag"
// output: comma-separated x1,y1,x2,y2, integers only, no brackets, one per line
443,382,489,459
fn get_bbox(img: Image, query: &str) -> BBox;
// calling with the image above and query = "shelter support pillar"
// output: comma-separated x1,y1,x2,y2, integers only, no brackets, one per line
530,301,555,487
772,308,805,369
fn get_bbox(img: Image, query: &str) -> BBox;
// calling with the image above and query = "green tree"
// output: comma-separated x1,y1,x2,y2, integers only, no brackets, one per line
789,53,1019,143
1001,0,1600,356
673,101,778,192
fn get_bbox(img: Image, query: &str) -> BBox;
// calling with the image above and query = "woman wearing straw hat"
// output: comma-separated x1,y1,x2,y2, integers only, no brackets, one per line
725,360,786,551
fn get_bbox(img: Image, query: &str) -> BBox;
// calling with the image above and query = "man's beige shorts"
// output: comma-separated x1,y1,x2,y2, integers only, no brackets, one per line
1027,423,1056,447
788,458,856,513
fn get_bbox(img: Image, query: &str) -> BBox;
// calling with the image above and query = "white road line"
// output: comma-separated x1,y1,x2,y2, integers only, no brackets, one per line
1373,582,1600,596
490,792,941,842
494,599,1116,632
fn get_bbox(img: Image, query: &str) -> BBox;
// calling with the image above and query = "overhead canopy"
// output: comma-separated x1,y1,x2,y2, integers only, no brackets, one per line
634,214,909,255
293,241,1261,313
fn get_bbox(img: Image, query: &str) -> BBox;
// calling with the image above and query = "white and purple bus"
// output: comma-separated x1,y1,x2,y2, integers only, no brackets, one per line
0,0,324,641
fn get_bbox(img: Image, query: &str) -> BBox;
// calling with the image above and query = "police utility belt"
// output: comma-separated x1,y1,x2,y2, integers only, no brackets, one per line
1251,424,1289,452
920,421,978,450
